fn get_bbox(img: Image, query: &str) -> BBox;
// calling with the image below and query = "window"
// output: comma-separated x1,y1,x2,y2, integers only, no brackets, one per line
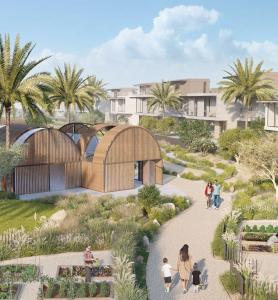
136,98,143,113
111,100,116,112
267,103,276,127
118,99,125,112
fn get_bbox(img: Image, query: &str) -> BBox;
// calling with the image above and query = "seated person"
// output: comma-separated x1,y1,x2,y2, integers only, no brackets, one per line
267,233,278,247
84,246,94,265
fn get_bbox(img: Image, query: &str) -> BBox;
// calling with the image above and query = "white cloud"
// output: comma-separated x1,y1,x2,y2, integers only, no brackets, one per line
33,5,278,87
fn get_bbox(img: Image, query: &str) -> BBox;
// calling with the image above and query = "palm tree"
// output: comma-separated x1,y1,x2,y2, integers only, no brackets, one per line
86,76,107,104
0,34,50,148
219,58,276,127
46,64,95,122
148,81,182,117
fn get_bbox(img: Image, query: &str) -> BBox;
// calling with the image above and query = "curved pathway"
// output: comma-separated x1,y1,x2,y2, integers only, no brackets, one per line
147,177,232,300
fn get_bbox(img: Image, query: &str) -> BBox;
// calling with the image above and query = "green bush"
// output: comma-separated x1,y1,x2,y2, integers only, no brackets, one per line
243,232,272,242
89,282,98,297
232,191,253,216
99,282,110,297
252,225,258,232
259,225,266,233
243,225,252,232
0,191,17,199
266,225,274,233
59,279,67,297
148,207,176,224
170,195,190,210
76,282,86,298
190,138,217,153
138,185,161,213
211,219,225,259
45,278,56,298
220,271,239,294
141,222,159,240
139,116,158,132
181,172,199,180
156,117,177,135
275,226,278,233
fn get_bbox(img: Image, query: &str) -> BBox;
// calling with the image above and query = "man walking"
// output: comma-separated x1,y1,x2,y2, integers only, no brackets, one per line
212,180,221,209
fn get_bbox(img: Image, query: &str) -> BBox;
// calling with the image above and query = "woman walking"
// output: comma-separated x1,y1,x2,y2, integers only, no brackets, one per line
204,181,214,208
177,244,192,294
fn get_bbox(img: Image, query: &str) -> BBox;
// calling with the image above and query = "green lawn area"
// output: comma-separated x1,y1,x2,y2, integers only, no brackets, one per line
0,199,58,233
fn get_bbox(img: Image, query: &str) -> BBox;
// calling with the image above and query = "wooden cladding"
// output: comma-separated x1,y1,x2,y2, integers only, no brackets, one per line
15,165,49,195
65,162,81,188
19,129,80,166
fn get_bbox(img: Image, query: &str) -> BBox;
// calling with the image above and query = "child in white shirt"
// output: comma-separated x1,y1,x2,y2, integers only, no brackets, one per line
161,257,175,293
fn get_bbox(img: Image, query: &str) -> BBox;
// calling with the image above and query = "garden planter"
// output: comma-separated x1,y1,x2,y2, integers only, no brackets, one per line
43,281,112,299
0,264,40,283
0,283,22,300
57,265,113,279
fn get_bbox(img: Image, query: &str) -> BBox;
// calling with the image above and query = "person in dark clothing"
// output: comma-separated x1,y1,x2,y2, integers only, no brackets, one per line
192,262,201,293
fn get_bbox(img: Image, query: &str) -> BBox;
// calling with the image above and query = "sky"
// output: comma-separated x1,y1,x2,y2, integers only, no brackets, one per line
1,0,278,88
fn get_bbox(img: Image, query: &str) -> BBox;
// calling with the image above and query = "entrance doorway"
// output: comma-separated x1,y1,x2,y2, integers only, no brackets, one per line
50,164,65,191
134,161,143,183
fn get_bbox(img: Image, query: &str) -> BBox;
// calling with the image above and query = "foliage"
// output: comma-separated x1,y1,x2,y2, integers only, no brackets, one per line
148,81,182,117
219,58,275,126
0,264,38,283
0,145,23,177
78,109,105,124
148,206,176,224
220,271,239,294
138,185,161,213
139,116,158,132
190,138,217,154
242,232,273,242
0,34,50,148
178,119,213,151
218,128,259,161
211,219,226,259
249,117,265,131
24,111,53,127
99,282,110,297
156,117,178,135
239,133,278,199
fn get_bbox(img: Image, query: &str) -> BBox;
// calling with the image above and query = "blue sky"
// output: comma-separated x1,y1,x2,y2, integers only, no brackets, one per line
1,1,278,87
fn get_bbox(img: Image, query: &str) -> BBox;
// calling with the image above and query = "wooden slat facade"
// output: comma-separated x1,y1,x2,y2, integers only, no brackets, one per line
14,165,49,195
65,162,81,188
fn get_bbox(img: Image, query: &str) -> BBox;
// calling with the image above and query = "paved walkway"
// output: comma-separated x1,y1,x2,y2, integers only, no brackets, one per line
146,177,232,300
0,251,112,300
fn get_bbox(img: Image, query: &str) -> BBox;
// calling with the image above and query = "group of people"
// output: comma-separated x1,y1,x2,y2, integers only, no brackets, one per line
204,180,222,209
161,244,203,294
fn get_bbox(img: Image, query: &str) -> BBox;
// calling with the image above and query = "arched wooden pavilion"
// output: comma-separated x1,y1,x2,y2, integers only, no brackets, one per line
1,123,163,195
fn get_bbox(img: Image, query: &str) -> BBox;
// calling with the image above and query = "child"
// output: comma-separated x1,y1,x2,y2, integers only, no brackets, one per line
161,257,174,293
192,262,201,293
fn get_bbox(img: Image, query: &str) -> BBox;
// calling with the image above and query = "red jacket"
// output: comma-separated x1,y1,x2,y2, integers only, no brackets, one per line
205,184,214,196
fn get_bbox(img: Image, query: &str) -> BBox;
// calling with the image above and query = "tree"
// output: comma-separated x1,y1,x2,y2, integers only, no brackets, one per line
156,117,178,135
239,133,278,200
218,128,262,163
78,109,105,124
138,185,161,214
178,119,212,146
0,145,23,191
219,58,275,127
45,64,95,122
0,34,50,148
148,82,182,117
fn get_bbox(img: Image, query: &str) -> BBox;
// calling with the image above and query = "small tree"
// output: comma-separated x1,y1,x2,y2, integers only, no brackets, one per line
156,117,177,135
139,116,158,132
178,119,213,149
138,185,161,214
218,128,261,163
0,145,23,191
239,133,278,200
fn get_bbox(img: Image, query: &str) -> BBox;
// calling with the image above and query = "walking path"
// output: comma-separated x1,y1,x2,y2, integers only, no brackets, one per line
147,177,232,300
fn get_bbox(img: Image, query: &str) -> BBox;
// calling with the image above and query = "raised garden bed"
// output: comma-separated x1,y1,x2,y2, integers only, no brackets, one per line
0,283,22,300
43,281,112,299
57,265,113,279
0,264,39,283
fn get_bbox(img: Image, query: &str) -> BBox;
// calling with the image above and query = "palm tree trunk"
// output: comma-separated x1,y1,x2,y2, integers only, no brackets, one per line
67,108,71,123
245,108,249,129
5,106,11,149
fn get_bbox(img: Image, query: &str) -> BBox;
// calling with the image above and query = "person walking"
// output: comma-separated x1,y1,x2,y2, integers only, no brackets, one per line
177,244,192,294
212,180,221,209
161,257,175,293
192,262,201,293
204,181,214,208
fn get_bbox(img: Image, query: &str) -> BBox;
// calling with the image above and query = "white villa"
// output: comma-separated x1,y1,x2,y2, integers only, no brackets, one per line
105,77,269,138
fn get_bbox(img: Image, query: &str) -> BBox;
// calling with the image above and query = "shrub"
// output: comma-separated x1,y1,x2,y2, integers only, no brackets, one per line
59,279,67,297
220,271,239,294
99,282,110,297
232,192,252,215
148,207,176,224
190,138,217,153
181,172,199,180
138,185,161,213
170,195,190,210
211,219,225,259
243,225,252,232
259,225,266,233
0,191,17,199
89,282,98,297
156,117,177,135
275,226,278,233
266,225,274,233
139,116,158,132
243,232,272,242
45,278,56,298
76,282,87,298
252,225,258,232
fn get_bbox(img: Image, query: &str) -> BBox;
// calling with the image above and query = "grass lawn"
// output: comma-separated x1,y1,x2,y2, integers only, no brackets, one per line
0,199,58,233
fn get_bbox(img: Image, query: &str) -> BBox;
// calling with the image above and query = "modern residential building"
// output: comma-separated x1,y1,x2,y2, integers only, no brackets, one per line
106,78,267,138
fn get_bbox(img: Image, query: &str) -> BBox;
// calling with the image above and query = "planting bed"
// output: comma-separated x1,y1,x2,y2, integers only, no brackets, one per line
57,265,113,279
0,283,22,300
0,264,39,282
43,281,111,299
